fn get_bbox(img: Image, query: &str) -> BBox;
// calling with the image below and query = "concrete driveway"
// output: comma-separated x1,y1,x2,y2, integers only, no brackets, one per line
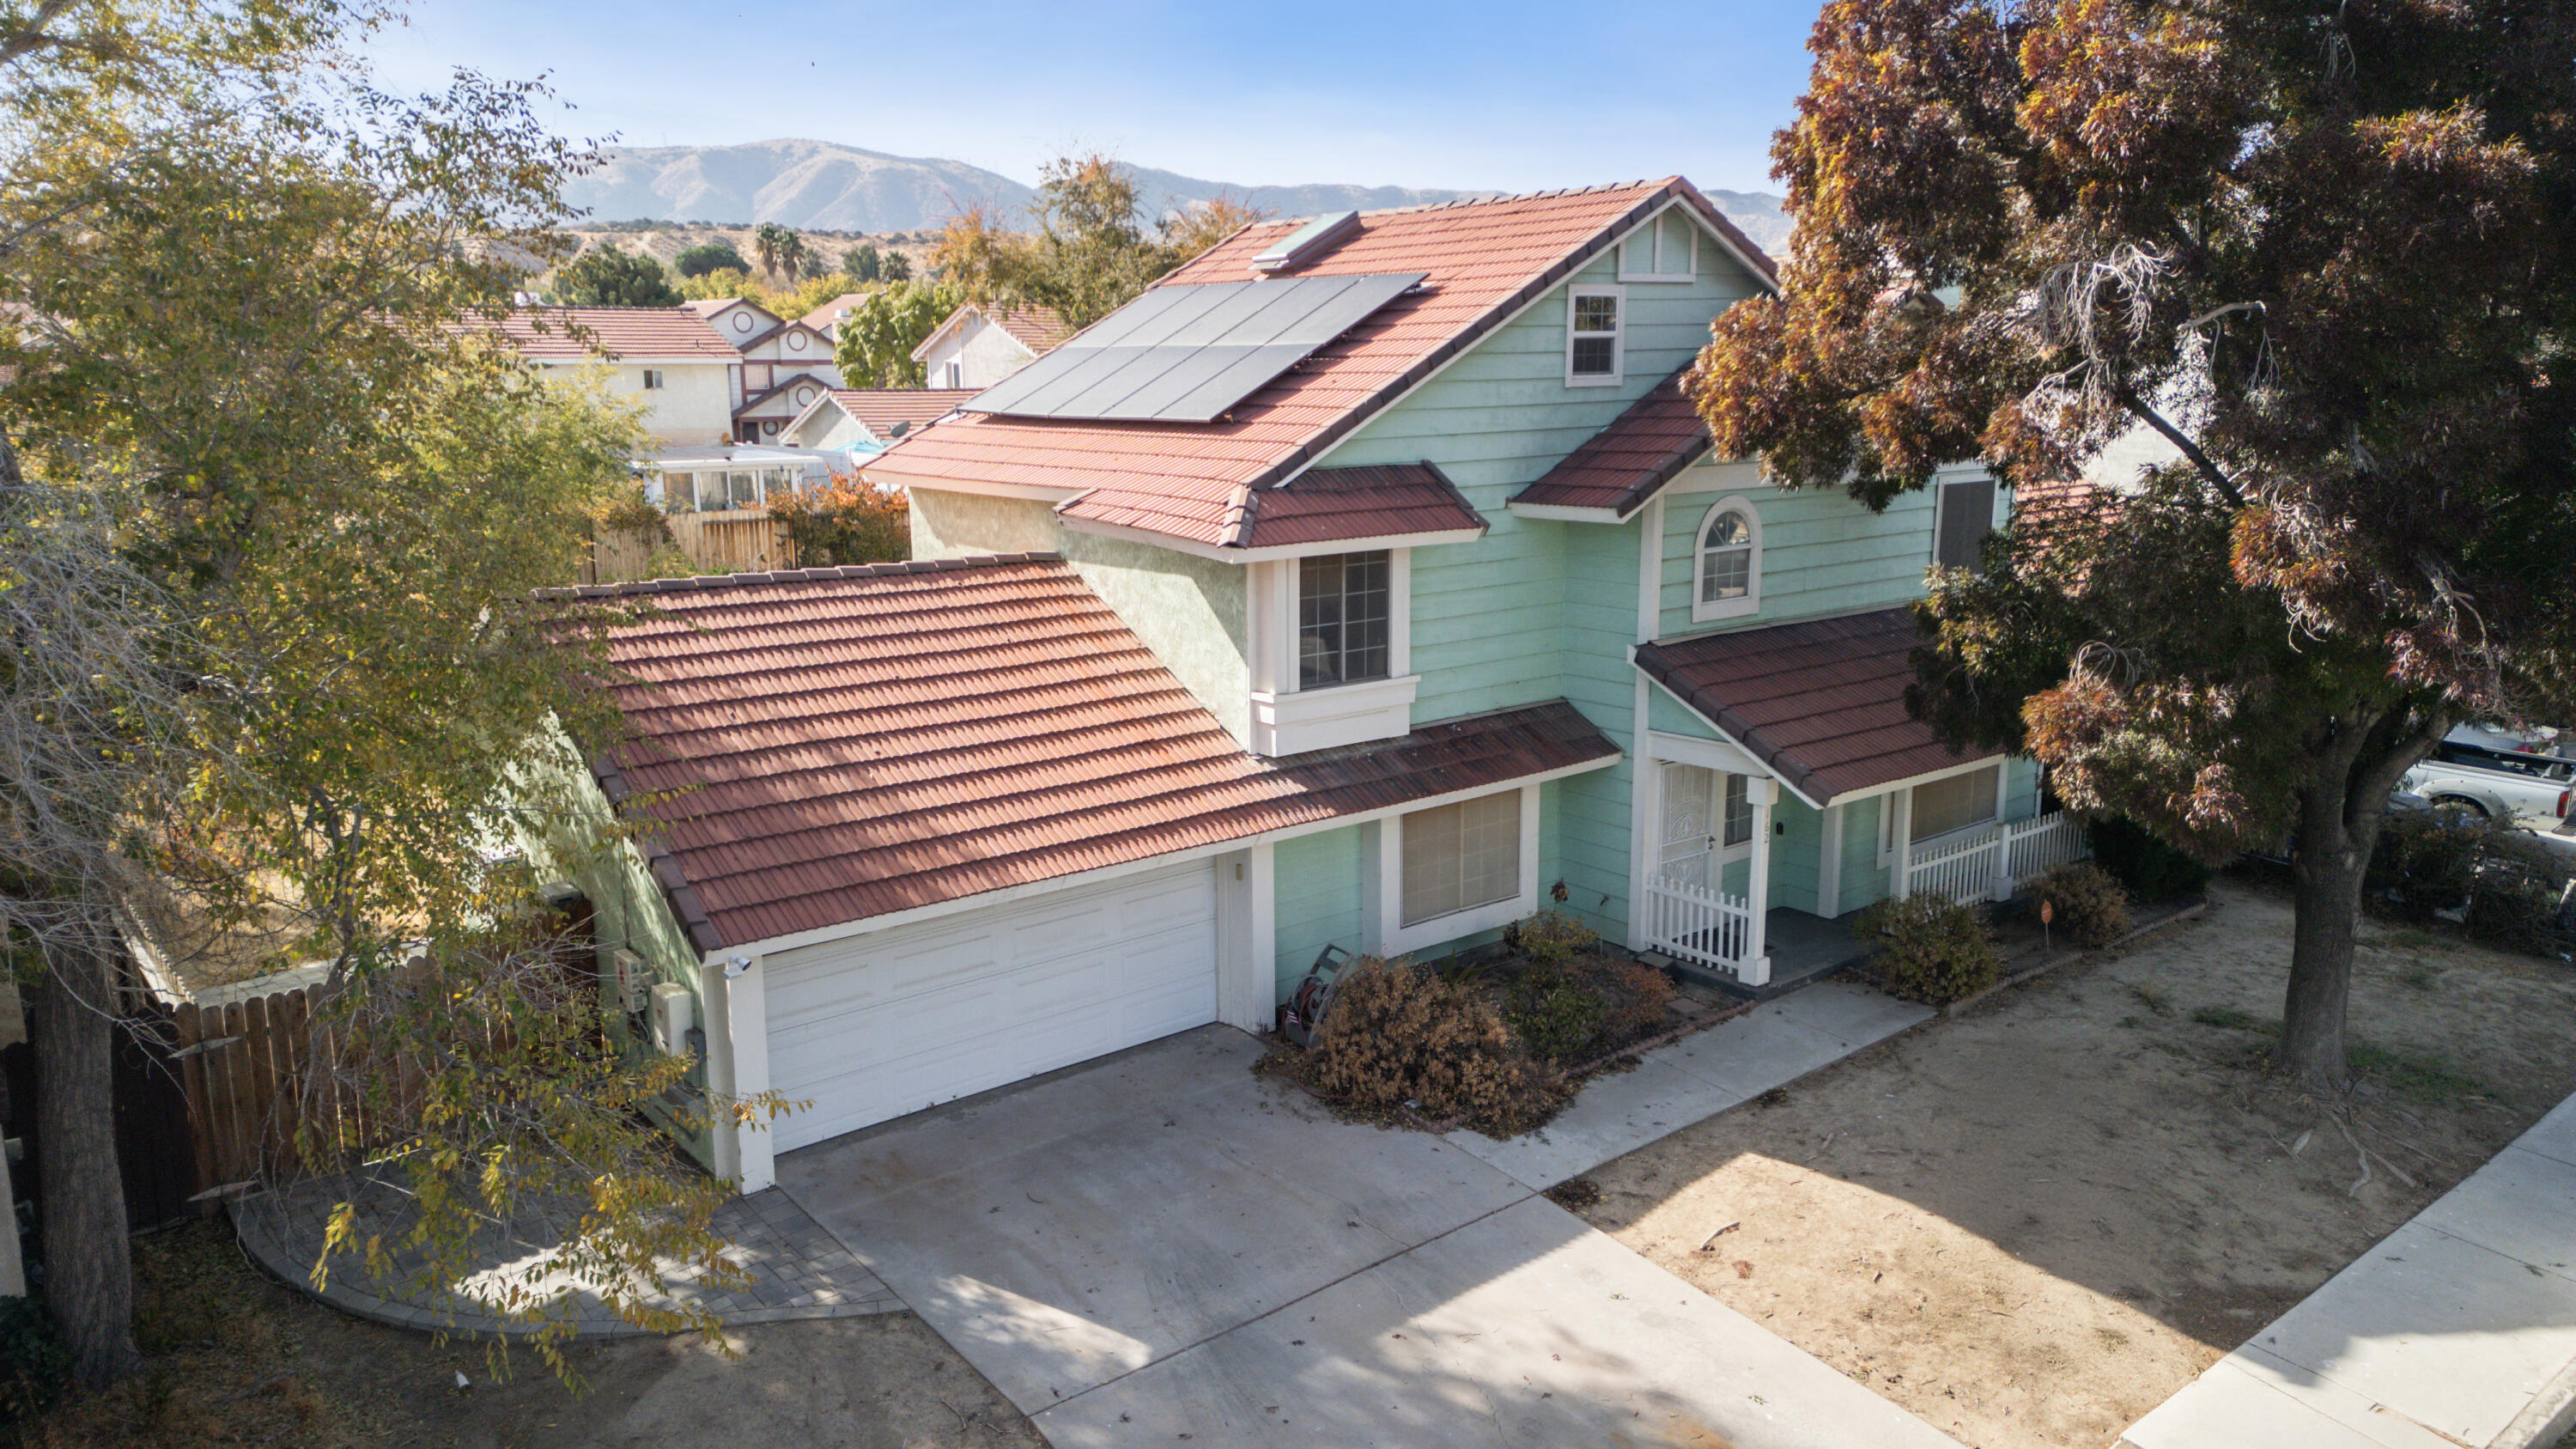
776,1024,1955,1448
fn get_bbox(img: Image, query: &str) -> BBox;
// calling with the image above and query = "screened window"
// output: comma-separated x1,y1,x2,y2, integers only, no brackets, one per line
1297,551,1391,689
1400,791,1522,926
1567,286,1623,384
1909,764,2000,842
1935,478,1997,571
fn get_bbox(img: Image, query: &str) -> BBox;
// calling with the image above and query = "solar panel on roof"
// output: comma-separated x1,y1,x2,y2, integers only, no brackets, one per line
961,271,1425,423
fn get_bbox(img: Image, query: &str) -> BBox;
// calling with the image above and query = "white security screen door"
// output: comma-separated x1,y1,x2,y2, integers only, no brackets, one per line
1659,763,1720,889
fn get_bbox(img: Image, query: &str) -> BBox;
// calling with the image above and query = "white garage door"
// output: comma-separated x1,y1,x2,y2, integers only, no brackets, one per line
764,862,1218,1152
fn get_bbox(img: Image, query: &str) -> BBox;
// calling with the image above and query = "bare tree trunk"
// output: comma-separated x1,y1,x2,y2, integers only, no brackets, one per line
2278,702,2450,1091
2281,774,2366,1088
31,941,140,1386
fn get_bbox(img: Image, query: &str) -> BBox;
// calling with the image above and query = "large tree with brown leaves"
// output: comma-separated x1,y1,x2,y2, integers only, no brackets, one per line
1691,0,2576,1087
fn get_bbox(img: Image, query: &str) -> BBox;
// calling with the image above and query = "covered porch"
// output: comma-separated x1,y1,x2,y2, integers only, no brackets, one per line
1627,609,2086,989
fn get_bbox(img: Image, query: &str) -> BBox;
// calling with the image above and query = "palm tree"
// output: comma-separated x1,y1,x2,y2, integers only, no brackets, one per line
752,222,808,284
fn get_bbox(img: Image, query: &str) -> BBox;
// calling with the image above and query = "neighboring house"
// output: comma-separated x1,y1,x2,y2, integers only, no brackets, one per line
487,307,743,447
909,301,1066,390
777,387,976,454
684,297,844,442
526,181,2067,1191
799,292,869,339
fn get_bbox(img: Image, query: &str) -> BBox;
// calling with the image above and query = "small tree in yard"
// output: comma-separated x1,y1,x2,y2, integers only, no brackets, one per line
1692,0,2576,1087
0,0,790,1391
831,279,962,387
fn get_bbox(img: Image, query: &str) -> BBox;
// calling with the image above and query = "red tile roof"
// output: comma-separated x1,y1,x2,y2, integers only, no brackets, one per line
1511,366,1711,515
567,556,1616,948
488,307,744,362
989,304,1068,353
799,293,870,331
865,180,1775,550
1633,609,1997,807
1236,463,1487,551
823,388,976,440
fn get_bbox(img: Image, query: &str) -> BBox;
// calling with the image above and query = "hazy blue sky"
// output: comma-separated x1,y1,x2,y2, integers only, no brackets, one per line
365,2,1823,195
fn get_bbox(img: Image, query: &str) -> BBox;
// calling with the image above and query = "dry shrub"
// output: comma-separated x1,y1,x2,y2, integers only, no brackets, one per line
1857,892,2001,1004
2032,861,2132,947
1305,955,1564,1133
769,476,910,566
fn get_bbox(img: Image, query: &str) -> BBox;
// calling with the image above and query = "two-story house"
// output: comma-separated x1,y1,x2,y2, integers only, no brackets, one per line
682,297,847,442
908,301,1066,390
491,306,743,447
526,181,2072,1190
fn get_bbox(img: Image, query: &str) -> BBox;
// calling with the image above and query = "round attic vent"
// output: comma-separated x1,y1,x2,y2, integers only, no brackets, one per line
732,312,753,332
787,331,807,351
795,386,815,405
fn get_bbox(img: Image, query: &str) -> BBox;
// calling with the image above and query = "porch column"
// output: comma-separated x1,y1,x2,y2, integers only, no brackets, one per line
1745,776,1776,986
1889,788,1914,899
1816,802,1844,920
710,953,775,1195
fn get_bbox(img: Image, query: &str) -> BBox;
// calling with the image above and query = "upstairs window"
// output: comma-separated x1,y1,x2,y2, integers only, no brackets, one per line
641,368,665,390
1935,477,1997,572
943,359,963,389
1565,284,1624,387
1297,551,1391,689
1691,498,1763,622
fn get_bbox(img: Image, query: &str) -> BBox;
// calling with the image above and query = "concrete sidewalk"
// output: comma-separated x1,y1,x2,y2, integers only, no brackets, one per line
2123,1093,2576,1449
1444,978,1932,1190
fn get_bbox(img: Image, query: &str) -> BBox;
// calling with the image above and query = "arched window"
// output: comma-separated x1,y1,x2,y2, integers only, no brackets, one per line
1692,498,1762,621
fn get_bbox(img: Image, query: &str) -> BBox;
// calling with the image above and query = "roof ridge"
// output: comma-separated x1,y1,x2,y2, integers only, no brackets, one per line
544,551,1066,600
1279,178,1668,225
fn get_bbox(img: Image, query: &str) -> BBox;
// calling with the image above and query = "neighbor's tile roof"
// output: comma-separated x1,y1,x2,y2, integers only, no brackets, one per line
1633,609,1997,806
864,180,1774,550
990,304,1069,353
568,556,1617,948
1512,366,1711,515
1236,463,1487,551
799,293,870,331
827,388,976,439
488,307,743,362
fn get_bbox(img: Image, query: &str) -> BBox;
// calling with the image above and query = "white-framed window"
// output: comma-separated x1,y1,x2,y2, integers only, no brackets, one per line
1619,207,1698,283
1935,476,1997,572
1565,283,1625,387
1382,785,1541,955
943,359,963,389
641,368,665,391
1880,763,2003,860
1691,497,1763,622
1297,551,1392,689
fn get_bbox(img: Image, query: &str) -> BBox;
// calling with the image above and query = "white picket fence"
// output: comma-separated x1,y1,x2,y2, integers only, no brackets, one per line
1901,810,2088,904
1639,874,1759,979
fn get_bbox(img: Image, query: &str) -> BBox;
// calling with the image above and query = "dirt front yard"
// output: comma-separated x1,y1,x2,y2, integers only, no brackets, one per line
1571,874,2576,1449
21,1219,1041,1449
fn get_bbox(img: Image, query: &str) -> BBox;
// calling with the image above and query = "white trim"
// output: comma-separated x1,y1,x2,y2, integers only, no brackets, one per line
1742,776,1775,982
1380,783,1543,957
1875,758,2008,865
1616,198,1699,283
1054,508,1483,564
1635,668,1829,809
1251,674,1420,756
1388,546,1413,679
697,959,742,1183
1216,845,1273,1031
1636,495,1663,643
709,751,1621,960
1625,672,1652,951
1508,501,1630,523
866,473,1079,505
1643,728,1766,778
1845,752,2014,812
1564,283,1626,387
1688,496,1764,623
718,952,775,1192
1816,802,1844,918
908,302,1044,366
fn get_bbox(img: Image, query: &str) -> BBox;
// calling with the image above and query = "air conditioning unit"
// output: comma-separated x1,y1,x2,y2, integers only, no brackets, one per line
612,949,651,1016
648,982,696,1056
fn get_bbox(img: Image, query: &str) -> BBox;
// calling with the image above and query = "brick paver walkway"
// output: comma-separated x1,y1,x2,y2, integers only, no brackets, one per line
234,1169,903,1339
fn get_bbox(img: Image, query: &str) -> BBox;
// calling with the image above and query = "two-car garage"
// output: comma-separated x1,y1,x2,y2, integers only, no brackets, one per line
760,861,1221,1153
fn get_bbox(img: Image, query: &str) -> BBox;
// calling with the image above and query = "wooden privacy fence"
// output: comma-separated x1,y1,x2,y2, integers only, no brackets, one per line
583,510,793,584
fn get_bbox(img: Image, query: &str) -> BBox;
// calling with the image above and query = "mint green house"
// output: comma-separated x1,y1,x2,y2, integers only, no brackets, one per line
546,180,2079,1188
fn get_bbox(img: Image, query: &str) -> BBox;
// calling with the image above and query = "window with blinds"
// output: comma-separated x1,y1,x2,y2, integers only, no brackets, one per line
1400,791,1522,926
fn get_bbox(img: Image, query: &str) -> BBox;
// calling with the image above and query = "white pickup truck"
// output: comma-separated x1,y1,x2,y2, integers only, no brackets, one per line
2403,727,2575,827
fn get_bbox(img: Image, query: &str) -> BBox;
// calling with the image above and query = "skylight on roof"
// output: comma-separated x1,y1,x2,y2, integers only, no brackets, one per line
1250,210,1360,272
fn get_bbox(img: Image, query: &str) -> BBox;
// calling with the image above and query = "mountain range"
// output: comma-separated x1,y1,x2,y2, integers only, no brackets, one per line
561,139,1791,254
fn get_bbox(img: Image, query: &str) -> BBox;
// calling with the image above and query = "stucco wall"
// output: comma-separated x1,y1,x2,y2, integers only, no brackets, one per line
558,361,733,447
919,315,1038,389
909,488,1253,742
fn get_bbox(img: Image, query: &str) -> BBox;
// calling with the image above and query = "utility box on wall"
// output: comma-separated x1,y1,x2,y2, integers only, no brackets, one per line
648,981,695,1056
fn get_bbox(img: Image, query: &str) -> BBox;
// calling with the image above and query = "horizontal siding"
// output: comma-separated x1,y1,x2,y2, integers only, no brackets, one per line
1659,470,1940,641
1771,795,1822,911
1839,795,1890,914
1273,825,1364,1001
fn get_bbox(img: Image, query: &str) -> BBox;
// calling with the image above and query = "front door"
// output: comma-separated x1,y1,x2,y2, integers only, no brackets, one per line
1658,763,1721,890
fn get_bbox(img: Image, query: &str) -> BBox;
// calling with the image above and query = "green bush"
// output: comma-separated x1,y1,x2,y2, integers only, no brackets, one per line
1503,906,1598,966
1857,892,2001,1004
675,240,749,277
0,1292,72,1428
2088,816,2215,900
2032,861,2133,947
1504,966,1606,1061
2366,810,2489,919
